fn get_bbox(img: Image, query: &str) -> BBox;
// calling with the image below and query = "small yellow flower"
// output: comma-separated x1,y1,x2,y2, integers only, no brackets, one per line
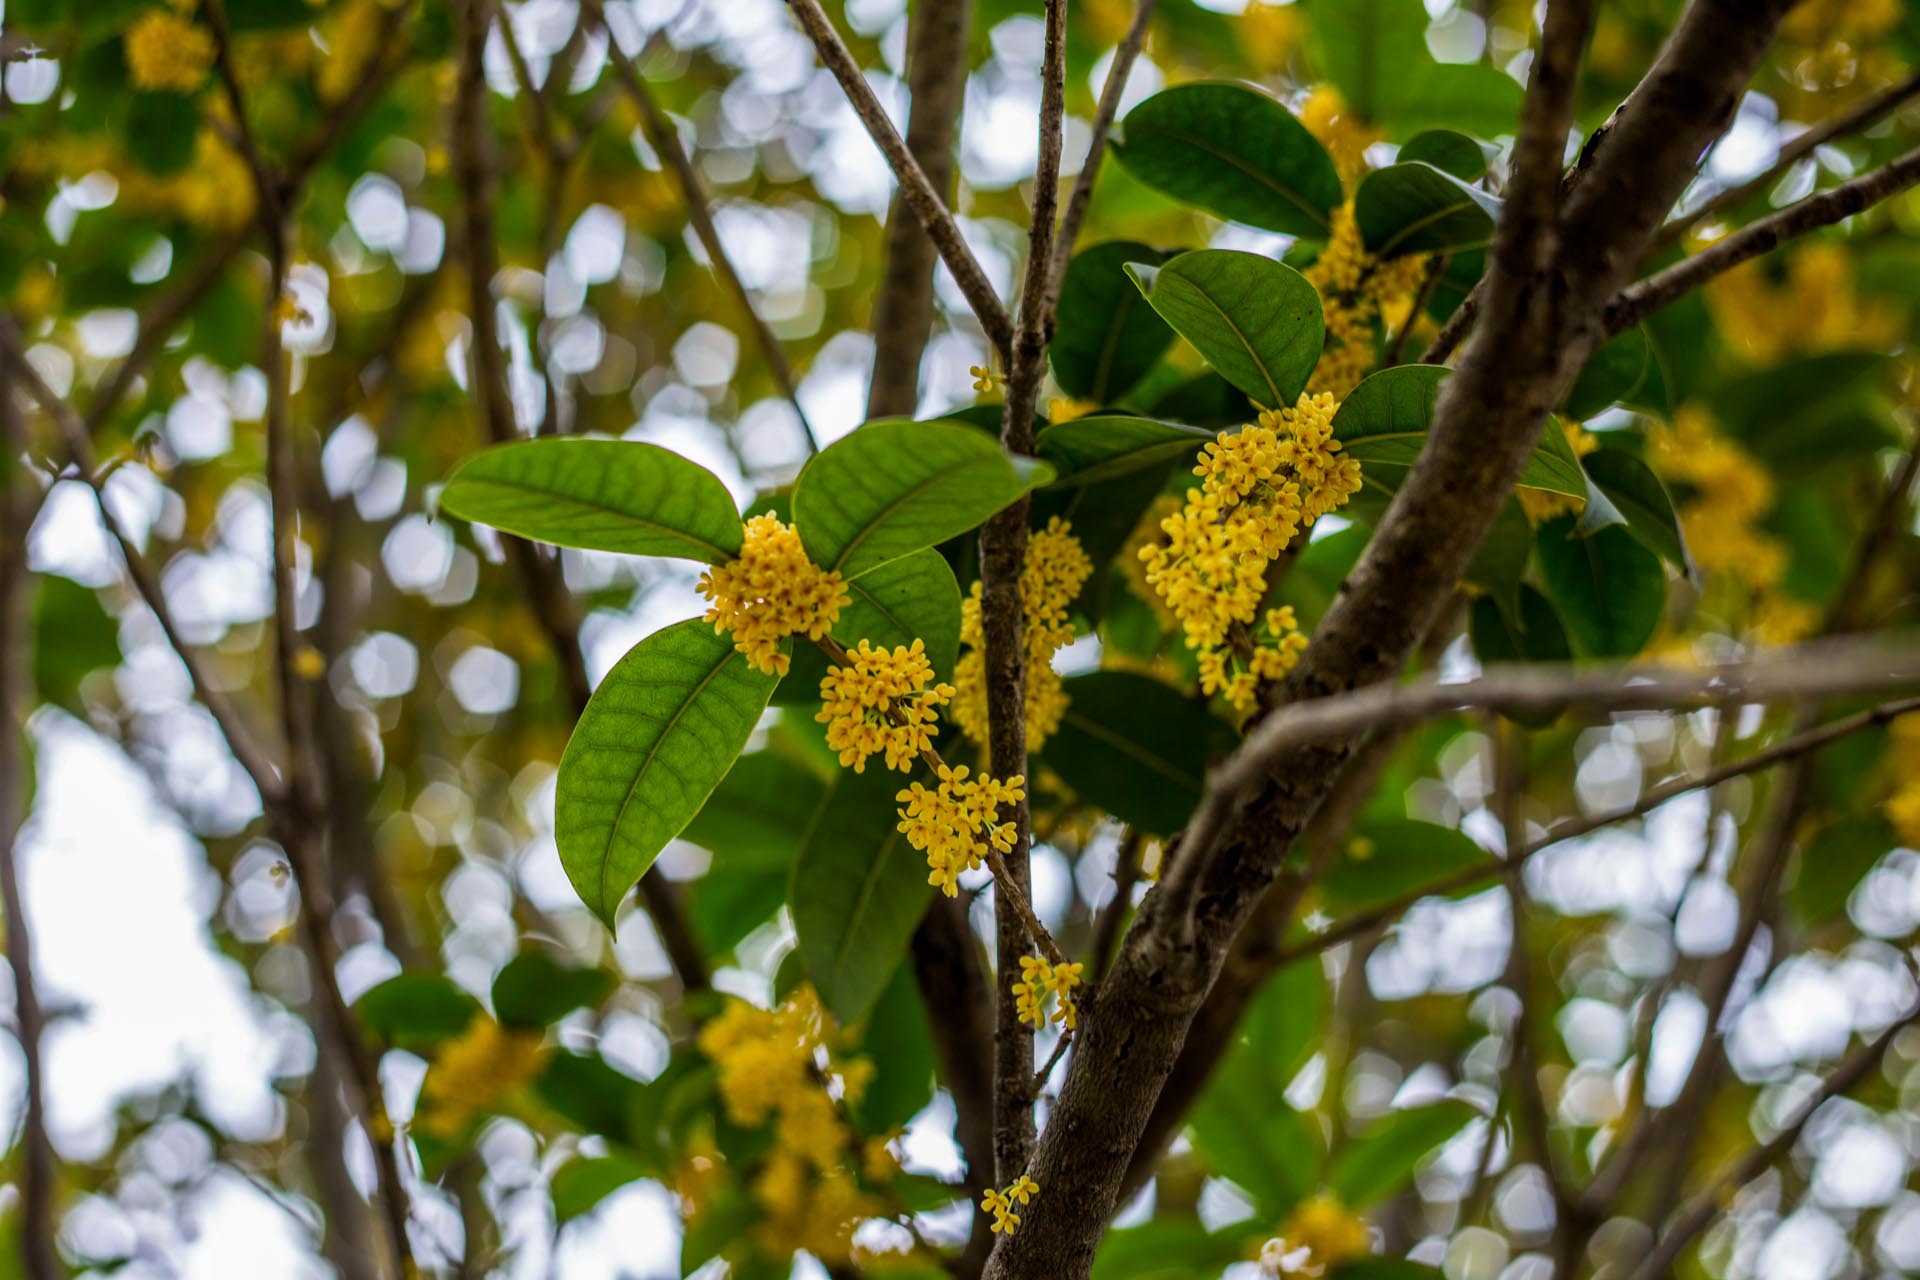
698,513,850,677
125,8,216,94
970,365,999,393
983,1175,1040,1235
1298,86,1379,187
816,639,954,773
1303,204,1429,399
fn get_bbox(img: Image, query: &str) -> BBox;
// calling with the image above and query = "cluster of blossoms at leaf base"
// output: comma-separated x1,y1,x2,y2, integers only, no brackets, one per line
952,516,1095,751
1141,392,1361,713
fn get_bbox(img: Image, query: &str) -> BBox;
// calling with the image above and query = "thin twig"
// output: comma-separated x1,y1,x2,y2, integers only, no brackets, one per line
587,0,820,453
1603,145,1920,337
1419,280,1480,364
1089,828,1144,981
1652,69,1920,254
1041,0,1158,315
1384,252,1448,367
782,0,1014,357
1032,1030,1074,1093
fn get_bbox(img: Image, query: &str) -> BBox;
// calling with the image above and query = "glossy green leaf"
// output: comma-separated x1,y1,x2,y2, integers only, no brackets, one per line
1042,672,1235,834
1128,251,1324,409
789,768,930,1025
1578,448,1691,572
1537,516,1668,659
1320,818,1497,914
794,419,1046,578
778,548,964,705
1190,1055,1322,1216
551,1153,647,1224
1469,586,1573,728
439,438,744,563
1111,82,1342,236
492,952,614,1028
1354,162,1502,258
557,619,778,928
1397,129,1496,181
1052,242,1178,402
1245,959,1327,1082
1328,1099,1478,1207
1036,415,1213,487
1332,365,1582,498
355,974,481,1048
1563,326,1652,421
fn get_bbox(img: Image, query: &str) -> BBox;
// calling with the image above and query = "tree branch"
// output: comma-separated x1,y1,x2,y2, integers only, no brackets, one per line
1602,144,1920,337
587,0,820,453
782,0,1015,358
1651,68,1920,254
866,0,976,418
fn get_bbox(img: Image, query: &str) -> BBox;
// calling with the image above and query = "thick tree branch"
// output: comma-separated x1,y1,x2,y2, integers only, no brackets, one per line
867,0,975,418
1041,0,1157,315
783,0,1015,357
1603,145,1920,336
1652,68,1920,253
587,0,820,452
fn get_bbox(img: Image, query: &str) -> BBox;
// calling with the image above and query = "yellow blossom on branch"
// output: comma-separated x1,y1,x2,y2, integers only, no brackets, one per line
896,764,1026,896
983,1174,1040,1235
125,9,216,94
816,639,954,772
1299,86,1379,187
953,518,1093,752
416,1016,548,1138
698,513,849,676
1303,205,1430,399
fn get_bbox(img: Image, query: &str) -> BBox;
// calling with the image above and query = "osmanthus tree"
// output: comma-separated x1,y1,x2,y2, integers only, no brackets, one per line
6,0,1920,1277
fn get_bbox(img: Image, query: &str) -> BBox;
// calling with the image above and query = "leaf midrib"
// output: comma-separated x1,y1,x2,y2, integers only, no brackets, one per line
1163,274,1283,407
1061,707,1201,790
831,452,1004,573
452,476,736,562
1126,121,1333,231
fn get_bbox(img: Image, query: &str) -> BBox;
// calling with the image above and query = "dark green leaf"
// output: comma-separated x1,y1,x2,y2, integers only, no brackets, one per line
355,974,480,1048
124,92,199,175
1332,365,1583,498
1714,352,1898,473
1579,449,1690,572
681,750,828,870
492,952,613,1029
1150,370,1258,429
1128,250,1324,409
1563,326,1652,421
1328,1099,1478,1207
1469,586,1573,728
1245,958,1327,1082
1036,415,1213,487
535,1051,649,1145
687,867,789,956
439,438,744,563
778,549,964,705
1332,1261,1448,1280
1464,497,1530,618
1111,82,1342,236
1320,818,1497,915
789,768,930,1025
1305,0,1523,136
1536,516,1667,659
794,420,1047,578
1397,129,1496,181
1043,672,1235,834
556,619,778,928
33,574,120,709
550,1153,647,1224
1092,1221,1253,1280
1354,162,1502,259
1052,242,1178,402
1789,815,1895,929
850,966,937,1134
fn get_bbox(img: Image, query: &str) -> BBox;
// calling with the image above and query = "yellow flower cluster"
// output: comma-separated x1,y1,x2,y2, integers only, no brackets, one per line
1141,394,1355,709
1199,606,1312,715
416,1016,549,1139
1299,86,1379,187
817,639,954,773
1012,955,1085,1030
1516,422,1597,525
1706,243,1900,366
897,765,1027,897
694,988,884,1267
1648,407,1784,589
1258,1194,1371,1278
1304,206,1430,398
952,518,1094,752
700,514,850,677
983,1174,1040,1236
125,8,215,94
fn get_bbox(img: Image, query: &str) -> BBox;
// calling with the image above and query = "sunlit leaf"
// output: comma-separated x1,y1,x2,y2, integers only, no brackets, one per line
1127,251,1324,409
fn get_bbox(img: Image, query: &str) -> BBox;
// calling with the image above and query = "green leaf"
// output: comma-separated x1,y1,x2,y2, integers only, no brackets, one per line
789,768,930,1025
1397,129,1496,181
1332,1261,1448,1280
1036,415,1213,487
687,866,790,956
1128,251,1324,409
1328,1099,1478,1208
850,966,938,1134
438,438,744,563
1092,1221,1254,1280
1191,1056,1322,1216
1354,162,1502,259
1245,959,1327,1082
1563,326,1652,421
793,420,1046,579
1305,0,1523,136
1320,818,1498,915
1789,815,1895,929
1043,672,1235,834
1051,242,1178,402
1578,449,1691,573
34,575,121,710
1111,82,1343,236
534,1050,648,1144
681,750,829,871
1470,586,1573,728
550,1153,647,1224
1716,353,1900,475
492,952,614,1029
124,92,200,175
355,974,480,1049
1464,498,1531,619
1536,516,1667,660
556,619,778,928
778,548,964,706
